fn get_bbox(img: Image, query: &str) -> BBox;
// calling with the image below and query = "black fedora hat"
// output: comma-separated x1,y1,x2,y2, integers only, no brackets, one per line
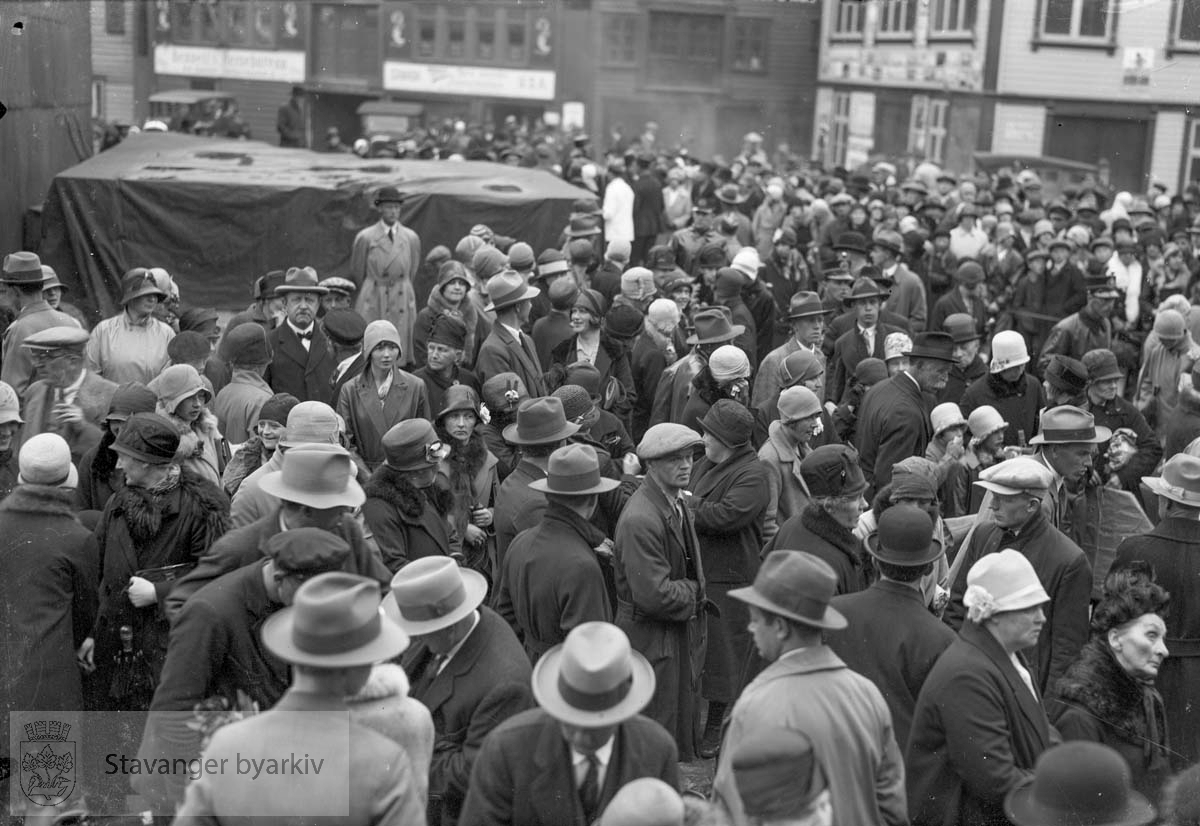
374,186,404,206
908,332,956,363
833,232,868,255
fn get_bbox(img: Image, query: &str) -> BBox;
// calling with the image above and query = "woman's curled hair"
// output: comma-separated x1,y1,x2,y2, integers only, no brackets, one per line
1090,561,1170,637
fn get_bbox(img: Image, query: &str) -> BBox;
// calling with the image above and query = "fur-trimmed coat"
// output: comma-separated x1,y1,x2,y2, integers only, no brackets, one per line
362,466,459,572
766,503,872,595
220,436,272,497
77,433,122,513
437,435,498,580
1050,638,1172,798
157,404,227,489
347,663,436,807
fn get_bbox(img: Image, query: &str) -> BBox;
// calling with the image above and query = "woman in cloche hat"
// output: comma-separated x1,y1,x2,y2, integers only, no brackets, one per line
434,385,499,582
150,363,225,487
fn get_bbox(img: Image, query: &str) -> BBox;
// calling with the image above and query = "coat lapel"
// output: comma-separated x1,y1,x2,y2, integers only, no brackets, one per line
355,381,389,441
276,324,310,370
499,324,542,379
963,623,1049,742
418,611,489,713
530,716,583,826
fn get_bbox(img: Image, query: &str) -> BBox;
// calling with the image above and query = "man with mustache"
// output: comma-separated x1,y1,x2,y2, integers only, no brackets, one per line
265,267,336,405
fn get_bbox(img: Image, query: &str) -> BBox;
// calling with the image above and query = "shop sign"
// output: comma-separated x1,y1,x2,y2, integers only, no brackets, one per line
154,44,306,83
383,61,555,100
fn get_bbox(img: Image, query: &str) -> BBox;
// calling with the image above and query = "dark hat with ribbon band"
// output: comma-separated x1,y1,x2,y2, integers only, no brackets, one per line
729,550,847,630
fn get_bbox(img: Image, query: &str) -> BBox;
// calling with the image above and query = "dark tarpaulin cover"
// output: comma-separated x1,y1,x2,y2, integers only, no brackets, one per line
39,132,587,319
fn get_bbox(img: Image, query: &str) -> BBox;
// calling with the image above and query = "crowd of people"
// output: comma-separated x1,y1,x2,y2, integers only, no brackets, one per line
7,149,1200,826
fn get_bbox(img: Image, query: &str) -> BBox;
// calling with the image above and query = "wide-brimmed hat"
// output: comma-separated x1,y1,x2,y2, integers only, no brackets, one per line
40,266,65,291
1004,742,1155,826
568,216,602,237
843,277,885,306
866,505,942,566
374,186,404,206
502,396,581,445
532,622,656,727
262,572,410,668
275,266,328,295
381,548,489,631
1028,405,1112,445
716,184,748,205
930,402,967,436
258,443,366,509
152,364,210,411
1144,453,1200,507
120,268,169,304
786,291,828,320
18,433,78,489
686,307,744,345
730,551,847,630
528,444,620,496
2,251,48,286
485,269,540,312
280,401,340,448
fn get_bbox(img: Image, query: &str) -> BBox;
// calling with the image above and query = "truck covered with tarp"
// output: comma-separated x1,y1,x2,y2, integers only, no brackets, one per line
39,132,587,318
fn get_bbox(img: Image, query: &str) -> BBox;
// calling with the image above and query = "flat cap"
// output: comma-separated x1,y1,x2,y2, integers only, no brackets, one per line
322,308,367,346
265,527,352,575
637,423,702,461
975,456,1055,496
167,330,212,364
22,326,89,352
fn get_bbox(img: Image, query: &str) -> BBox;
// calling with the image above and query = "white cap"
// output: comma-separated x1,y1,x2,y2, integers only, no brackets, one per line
709,345,751,383
0,381,23,425
731,248,761,281
18,433,78,489
990,330,1031,373
967,405,1008,440
646,298,681,333
964,548,1050,622
930,403,967,436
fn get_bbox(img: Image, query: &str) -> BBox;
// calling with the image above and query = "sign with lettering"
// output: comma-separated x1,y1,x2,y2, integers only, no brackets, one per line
154,44,306,83
383,61,555,100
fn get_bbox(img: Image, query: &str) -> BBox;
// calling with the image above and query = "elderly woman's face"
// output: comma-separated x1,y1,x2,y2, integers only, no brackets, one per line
1110,612,1168,680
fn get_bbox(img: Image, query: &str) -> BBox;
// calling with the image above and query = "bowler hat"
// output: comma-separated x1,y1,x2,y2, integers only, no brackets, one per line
374,186,404,205
686,307,744,345
732,727,829,820
485,270,540,312
258,443,366,509
1028,405,1111,445
120,268,169,304
112,412,181,466
1085,273,1121,298
786,291,827,320
262,572,410,668
833,232,868,255
275,266,328,295
528,444,620,496
383,556,489,636
698,399,754,447
637,423,702,462
1004,742,1155,826
800,444,867,498
1144,453,1200,507
867,505,942,566
532,622,656,727
843,277,885,306
943,313,980,343
18,433,78,489
218,322,272,364
1,251,47,286
730,551,847,629
502,397,581,445
908,332,956,362
382,419,450,472
975,456,1055,496
1082,348,1123,382
322,308,367,346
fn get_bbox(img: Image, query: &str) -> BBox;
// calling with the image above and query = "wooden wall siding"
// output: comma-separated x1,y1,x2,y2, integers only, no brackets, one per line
997,0,1200,102
104,82,137,124
991,101,1046,153
92,0,134,84
1151,111,1186,190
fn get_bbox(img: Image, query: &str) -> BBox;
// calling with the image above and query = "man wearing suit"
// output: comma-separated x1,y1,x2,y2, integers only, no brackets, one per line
460,622,679,826
174,571,425,825
351,187,421,364
630,156,666,266
19,326,117,464
265,267,336,404
388,557,534,826
856,332,956,497
474,270,547,395
827,277,902,405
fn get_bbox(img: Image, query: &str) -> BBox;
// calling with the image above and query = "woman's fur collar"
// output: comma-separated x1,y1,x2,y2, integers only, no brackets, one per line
800,502,862,555
1055,638,1154,742
692,365,727,407
986,370,1030,398
0,484,79,518
92,429,119,480
157,404,222,464
442,433,488,490
110,469,228,545
346,663,412,702
364,465,453,520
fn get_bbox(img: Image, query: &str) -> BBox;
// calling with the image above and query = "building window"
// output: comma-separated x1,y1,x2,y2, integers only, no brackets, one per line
602,14,638,65
831,91,851,168
832,0,864,37
1041,0,1115,39
416,8,436,58
1187,119,1200,182
223,1,252,47
930,0,977,34
313,3,379,83
909,95,949,164
648,12,723,86
732,18,768,72
171,0,196,43
476,7,496,61
506,8,528,63
105,0,126,35
251,2,276,48
878,0,917,35
1174,0,1200,45
446,7,466,59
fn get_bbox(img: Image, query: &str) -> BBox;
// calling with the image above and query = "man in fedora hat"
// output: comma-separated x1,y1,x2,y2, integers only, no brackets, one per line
613,422,709,760
825,506,956,749
1004,742,1156,826
461,622,679,826
712,551,906,826
475,269,548,396
822,264,913,363
225,270,286,337
857,331,957,496
174,572,426,825
753,291,828,409
265,267,337,404
136,529,355,809
945,456,1091,695
351,186,421,344
649,306,743,429
389,556,533,826
1027,404,1112,542
1113,452,1200,766
494,396,581,565
1038,272,1120,374
86,267,176,386
166,440,389,618
930,261,988,339
908,550,1054,826
0,251,79,397
496,443,618,661
871,228,928,333
827,276,904,405
19,326,118,463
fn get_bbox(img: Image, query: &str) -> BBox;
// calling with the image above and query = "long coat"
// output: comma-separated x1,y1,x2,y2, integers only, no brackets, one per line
21,371,118,464
827,579,957,750
211,369,273,446
649,351,702,429
474,323,547,396
1038,307,1114,374
264,322,336,405
460,708,679,826
337,366,431,470
938,354,988,406
1113,517,1200,767
906,622,1053,826
689,444,768,703
0,485,98,715
960,370,1045,448
352,220,422,364
495,502,612,661
493,459,547,567
828,322,903,405
712,645,908,826
401,607,534,826
945,511,1092,696
362,468,456,572
765,503,871,595
613,478,708,759
173,689,426,826
857,371,932,497
757,420,812,541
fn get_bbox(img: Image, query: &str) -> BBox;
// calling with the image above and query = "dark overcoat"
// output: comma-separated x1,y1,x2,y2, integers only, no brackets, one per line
337,366,431,470
459,708,679,826
960,370,1045,448
493,459,547,566
361,467,456,572
474,323,547,396
906,621,1053,826
765,503,871,595
856,371,932,496
264,322,335,405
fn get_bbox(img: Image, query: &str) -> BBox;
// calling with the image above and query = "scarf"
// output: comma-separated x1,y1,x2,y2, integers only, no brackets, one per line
112,466,181,545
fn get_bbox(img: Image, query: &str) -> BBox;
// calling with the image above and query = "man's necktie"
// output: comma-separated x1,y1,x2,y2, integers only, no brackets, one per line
295,328,313,341
388,227,395,242
579,752,600,821
412,652,445,696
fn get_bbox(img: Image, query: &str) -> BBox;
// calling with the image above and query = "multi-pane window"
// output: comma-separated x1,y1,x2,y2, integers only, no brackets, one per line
1041,0,1115,39
929,0,977,34
732,18,769,72
105,0,126,35
647,12,723,86
416,8,436,58
909,95,949,164
164,0,280,47
507,9,528,62
832,0,864,36
1175,0,1200,44
602,14,638,65
1187,119,1200,182
476,7,496,60
446,7,466,59
878,0,917,34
